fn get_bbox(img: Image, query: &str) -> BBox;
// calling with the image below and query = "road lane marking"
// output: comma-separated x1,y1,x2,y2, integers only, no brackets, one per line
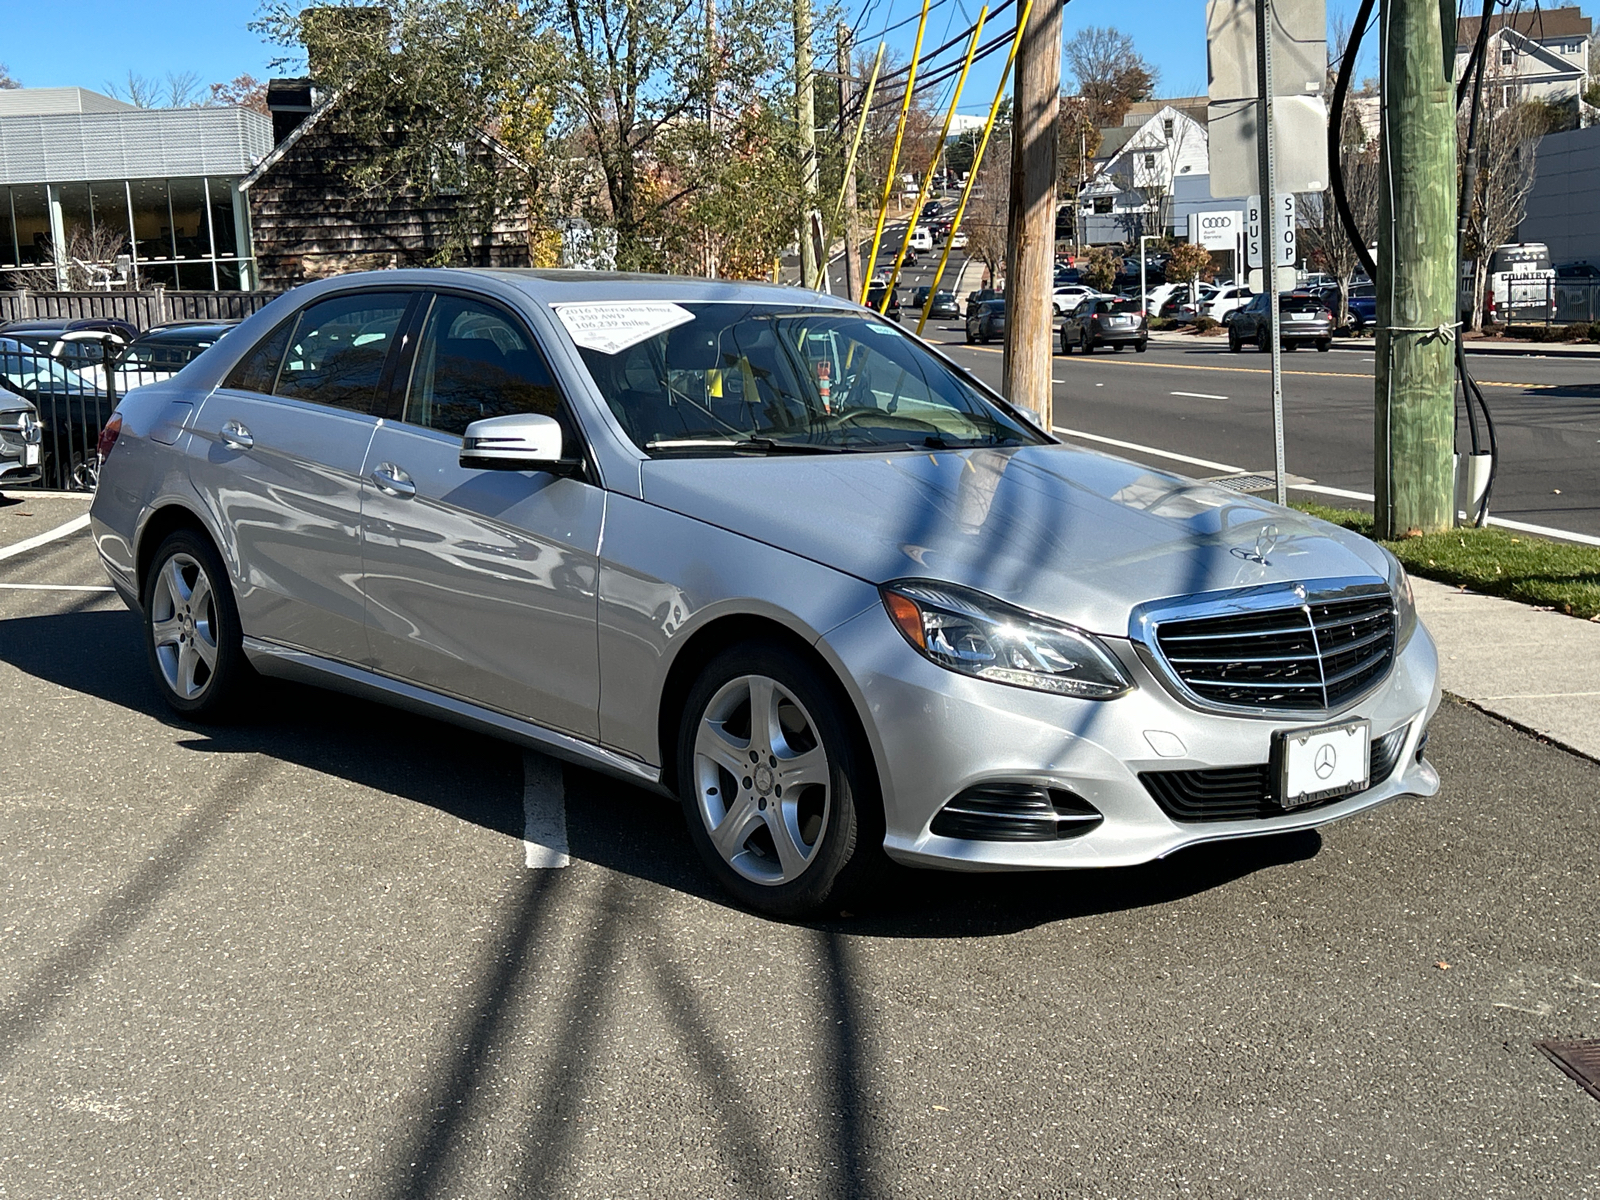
522,750,570,869
1052,425,1243,474
1171,390,1229,400
0,513,91,561
1052,430,1600,548
0,583,114,592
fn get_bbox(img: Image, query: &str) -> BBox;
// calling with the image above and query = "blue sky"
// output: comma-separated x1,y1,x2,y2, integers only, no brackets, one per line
0,0,1426,108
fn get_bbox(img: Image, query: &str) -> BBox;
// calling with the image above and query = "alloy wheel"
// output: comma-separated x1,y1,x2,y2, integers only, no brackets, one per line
149,552,220,700
692,674,832,886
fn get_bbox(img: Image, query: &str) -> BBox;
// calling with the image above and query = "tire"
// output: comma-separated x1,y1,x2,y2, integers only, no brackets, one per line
1112,342,1125,352
1229,329,1242,352
1081,332,1094,354
1257,328,1270,353
965,326,974,344
142,529,253,718
1316,339,1332,352
1060,330,1073,354
1135,339,1148,353
979,328,990,344
677,643,880,916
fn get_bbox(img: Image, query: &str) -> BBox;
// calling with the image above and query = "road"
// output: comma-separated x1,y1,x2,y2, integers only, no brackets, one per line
1,497,1598,1198
926,327,1600,541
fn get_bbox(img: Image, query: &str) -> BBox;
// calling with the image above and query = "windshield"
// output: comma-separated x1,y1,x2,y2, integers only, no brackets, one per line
570,302,1043,457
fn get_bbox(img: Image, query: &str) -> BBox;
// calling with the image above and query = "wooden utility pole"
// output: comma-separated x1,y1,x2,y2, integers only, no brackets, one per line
1000,0,1061,421
795,0,819,289
837,24,862,300
1374,0,1457,537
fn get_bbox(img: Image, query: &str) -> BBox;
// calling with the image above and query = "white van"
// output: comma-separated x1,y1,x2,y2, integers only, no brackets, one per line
909,225,933,252
1470,242,1556,324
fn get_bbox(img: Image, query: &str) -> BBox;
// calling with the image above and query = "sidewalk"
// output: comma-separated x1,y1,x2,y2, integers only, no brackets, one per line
1413,578,1600,761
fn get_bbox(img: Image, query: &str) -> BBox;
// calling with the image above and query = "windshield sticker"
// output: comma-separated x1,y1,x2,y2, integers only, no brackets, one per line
865,323,897,336
553,302,695,354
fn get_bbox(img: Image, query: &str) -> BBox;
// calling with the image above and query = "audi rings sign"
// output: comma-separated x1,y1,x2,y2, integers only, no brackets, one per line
1188,210,1242,252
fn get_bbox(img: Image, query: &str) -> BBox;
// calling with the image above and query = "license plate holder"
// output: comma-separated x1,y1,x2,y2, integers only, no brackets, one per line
1273,719,1370,809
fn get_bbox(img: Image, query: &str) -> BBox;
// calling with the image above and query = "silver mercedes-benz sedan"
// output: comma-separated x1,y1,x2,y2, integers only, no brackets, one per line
90,269,1440,915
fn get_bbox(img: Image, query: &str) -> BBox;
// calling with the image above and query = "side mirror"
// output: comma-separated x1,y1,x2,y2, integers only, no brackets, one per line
460,413,580,474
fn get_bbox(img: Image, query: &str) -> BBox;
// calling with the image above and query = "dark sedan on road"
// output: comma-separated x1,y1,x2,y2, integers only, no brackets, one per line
965,297,1006,343
1059,296,1147,354
911,288,961,320
1228,293,1335,352
865,283,902,322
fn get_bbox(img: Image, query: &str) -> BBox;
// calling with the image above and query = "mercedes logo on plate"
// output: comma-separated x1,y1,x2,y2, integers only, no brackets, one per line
1314,743,1338,779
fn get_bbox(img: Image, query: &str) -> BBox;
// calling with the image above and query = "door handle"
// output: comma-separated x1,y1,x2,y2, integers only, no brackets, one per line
371,462,416,498
220,419,253,451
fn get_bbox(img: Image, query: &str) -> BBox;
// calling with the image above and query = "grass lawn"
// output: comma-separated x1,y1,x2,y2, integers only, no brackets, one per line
1293,503,1600,621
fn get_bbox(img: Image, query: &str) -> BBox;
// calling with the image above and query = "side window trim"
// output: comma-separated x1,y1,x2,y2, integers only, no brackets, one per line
375,291,431,421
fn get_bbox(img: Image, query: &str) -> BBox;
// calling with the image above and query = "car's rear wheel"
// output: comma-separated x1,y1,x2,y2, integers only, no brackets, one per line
1316,339,1332,352
143,529,252,718
1257,328,1270,352
1081,331,1094,353
1060,330,1073,354
677,643,879,917
1228,329,1242,352
1135,339,1148,353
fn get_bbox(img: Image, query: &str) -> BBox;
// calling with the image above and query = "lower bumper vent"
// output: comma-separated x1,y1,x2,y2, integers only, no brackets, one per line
931,783,1103,842
1141,723,1411,823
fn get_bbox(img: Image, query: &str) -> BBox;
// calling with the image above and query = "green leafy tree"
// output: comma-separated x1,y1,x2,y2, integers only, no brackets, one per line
1081,245,1123,291
1165,240,1213,298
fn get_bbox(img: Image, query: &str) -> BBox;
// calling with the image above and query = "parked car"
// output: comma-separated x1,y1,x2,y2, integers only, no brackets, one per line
0,316,137,386
1052,284,1099,316
1227,293,1335,352
90,268,1441,917
1059,296,1148,353
964,288,1001,317
111,321,240,392
0,336,113,489
0,391,42,488
1203,284,1254,323
1343,284,1377,330
865,283,902,322
965,297,1007,343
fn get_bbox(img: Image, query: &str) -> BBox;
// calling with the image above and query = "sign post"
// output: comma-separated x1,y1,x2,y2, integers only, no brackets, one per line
1254,0,1285,505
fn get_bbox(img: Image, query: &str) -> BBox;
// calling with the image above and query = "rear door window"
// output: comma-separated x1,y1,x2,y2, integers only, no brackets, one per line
274,292,412,413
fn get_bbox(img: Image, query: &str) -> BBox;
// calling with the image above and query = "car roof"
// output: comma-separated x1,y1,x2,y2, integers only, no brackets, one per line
130,322,238,343
0,317,136,334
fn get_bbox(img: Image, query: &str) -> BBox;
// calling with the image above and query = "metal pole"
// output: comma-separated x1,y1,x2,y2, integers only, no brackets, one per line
915,0,1034,335
836,25,864,300
1254,0,1286,507
890,10,987,319
1139,233,1153,317
861,0,933,306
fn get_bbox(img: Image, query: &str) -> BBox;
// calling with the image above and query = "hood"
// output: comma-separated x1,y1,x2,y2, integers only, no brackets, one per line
640,443,1393,637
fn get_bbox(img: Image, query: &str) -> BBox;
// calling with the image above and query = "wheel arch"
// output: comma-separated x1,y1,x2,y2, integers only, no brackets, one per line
134,501,224,602
655,611,884,821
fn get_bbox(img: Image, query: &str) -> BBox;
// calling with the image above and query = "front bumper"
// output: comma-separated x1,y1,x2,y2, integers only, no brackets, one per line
823,602,1441,871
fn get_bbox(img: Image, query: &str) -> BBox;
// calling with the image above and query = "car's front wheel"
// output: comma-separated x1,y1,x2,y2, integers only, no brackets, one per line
143,529,252,717
677,643,878,916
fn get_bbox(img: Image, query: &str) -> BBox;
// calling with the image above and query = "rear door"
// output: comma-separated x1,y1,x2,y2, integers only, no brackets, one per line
188,289,416,663
358,291,603,738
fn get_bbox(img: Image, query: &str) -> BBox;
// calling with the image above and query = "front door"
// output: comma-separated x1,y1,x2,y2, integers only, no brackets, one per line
188,290,415,663
359,292,603,739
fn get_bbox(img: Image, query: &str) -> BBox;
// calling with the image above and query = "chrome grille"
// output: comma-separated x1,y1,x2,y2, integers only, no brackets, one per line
1153,590,1396,713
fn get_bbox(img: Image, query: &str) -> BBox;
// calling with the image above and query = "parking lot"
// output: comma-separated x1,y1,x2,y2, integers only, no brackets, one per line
1,493,1597,1198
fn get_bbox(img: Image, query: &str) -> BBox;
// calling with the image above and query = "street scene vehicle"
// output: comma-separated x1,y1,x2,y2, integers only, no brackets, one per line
109,321,239,392
1473,241,1556,325
1204,284,1255,322
0,392,42,486
1228,293,1335,352
865,282,902,321
0,336,115,489
1059,295,1148,353
1051,284,1098,315
909,225,933,251
90,270,1439,919
965,296,1006,342
912,288,961,320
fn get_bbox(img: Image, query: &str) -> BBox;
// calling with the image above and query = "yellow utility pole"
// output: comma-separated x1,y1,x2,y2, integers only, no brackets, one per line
861,0,933,306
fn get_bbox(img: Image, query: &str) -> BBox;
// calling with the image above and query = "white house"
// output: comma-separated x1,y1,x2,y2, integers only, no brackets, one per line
1076,105,1209,245
1454,5,1591,107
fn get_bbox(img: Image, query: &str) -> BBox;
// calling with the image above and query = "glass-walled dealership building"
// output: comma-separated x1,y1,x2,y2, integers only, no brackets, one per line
0,88,274,290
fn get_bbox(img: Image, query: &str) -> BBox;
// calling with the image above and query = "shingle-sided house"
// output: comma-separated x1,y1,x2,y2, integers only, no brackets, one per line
1454,5,1592,107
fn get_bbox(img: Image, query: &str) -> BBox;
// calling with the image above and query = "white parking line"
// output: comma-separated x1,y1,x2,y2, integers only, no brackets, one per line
0,583,113,592
522,750,570,868
1171,390,1229,400
0,513,90,561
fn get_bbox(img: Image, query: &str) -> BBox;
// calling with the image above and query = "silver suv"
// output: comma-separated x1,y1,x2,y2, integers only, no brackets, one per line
90,270,1441,915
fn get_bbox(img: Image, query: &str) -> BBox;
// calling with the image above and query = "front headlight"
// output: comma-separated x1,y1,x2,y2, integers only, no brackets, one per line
881,581,1134,699
1391,557,1418,648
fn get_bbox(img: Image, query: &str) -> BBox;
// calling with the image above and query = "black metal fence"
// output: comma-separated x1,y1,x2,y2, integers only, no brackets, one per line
0,338,193,491
0,287,279,329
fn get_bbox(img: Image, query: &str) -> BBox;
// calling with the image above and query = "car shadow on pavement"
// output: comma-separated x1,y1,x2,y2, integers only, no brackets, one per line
1,606,1322,942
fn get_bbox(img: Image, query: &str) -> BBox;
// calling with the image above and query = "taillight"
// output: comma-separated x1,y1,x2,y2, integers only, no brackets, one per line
97,413,122,461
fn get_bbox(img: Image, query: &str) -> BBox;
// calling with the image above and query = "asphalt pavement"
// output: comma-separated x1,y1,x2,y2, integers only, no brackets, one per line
923,326,1600,542
0,495,1597,1198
